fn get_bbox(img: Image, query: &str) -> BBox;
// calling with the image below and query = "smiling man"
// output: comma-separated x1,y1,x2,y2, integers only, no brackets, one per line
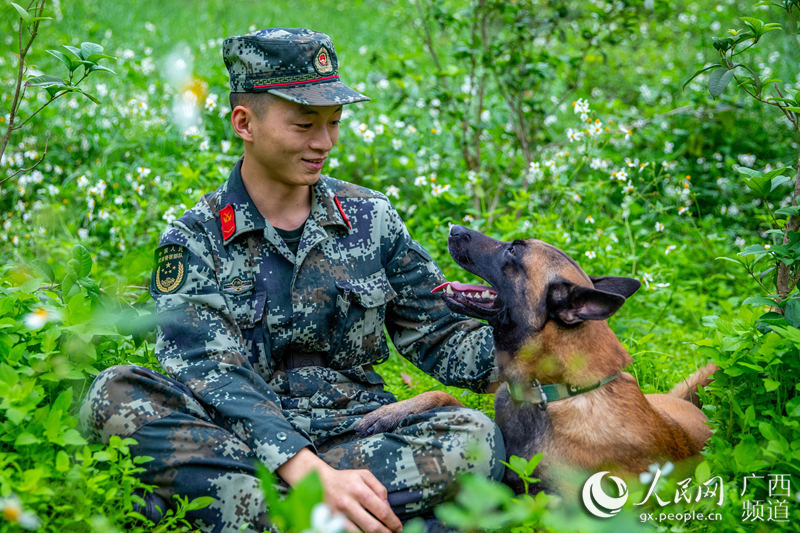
81,28,502,533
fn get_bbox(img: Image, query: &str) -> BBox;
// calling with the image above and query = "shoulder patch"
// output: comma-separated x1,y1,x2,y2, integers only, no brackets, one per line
152,244,189,294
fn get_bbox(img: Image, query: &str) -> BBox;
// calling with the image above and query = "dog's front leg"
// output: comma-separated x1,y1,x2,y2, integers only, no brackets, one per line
354,391,463,437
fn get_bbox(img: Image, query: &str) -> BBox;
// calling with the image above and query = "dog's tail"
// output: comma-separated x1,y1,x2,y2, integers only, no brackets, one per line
669,362,719,407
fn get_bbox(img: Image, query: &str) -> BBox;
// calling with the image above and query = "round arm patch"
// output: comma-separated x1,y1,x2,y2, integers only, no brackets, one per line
151,244,189,294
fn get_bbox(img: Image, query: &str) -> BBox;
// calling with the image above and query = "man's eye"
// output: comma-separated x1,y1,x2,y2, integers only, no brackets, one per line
296,123,312,129
330,120,340,126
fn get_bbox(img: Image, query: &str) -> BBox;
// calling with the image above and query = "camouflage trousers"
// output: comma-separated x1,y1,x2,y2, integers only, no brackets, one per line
80,365,505,533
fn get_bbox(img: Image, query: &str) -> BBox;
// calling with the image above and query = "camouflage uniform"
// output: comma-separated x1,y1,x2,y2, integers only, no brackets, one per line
81,160,502,532
80,28,503,533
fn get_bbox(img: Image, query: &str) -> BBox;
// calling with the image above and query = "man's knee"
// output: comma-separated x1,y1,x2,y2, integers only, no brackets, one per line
79,364,202,443
439,407,505,482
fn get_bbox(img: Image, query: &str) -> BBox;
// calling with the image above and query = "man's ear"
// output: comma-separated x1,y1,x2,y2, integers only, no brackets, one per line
548,281,626,325
230,106,254,142
590,276,641,299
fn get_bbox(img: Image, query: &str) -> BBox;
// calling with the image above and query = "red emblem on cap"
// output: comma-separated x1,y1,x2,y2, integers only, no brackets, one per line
220,204,236,240
319,52,327,66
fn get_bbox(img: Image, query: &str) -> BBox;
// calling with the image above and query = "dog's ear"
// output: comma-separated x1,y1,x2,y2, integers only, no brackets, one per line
590,276,641,299
548,281,626,325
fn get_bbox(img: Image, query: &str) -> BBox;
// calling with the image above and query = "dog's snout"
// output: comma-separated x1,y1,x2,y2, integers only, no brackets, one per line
450,224,471,241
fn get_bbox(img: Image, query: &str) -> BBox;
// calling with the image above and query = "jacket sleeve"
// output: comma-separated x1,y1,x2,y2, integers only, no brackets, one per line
151,220,312,472
380,203,497,392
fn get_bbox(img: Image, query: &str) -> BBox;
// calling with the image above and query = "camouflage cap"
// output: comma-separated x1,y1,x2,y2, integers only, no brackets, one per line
223,28,370,106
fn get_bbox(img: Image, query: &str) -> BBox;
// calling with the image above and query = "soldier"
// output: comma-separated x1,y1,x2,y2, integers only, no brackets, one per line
81,28,503,533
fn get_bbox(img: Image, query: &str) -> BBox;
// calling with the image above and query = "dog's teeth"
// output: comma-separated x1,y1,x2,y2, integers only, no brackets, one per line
445,285,454,294
481,290,491,299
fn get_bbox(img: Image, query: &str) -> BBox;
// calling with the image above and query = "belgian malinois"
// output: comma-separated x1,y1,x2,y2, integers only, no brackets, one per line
356,225,716,494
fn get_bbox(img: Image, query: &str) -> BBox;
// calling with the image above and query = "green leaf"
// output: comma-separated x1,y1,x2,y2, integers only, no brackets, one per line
709,68,735,97
26,74,66,88
785,106,800,113
771,175,793,191
743,296,778,307
46,49,74,69
88,64,116,75
79,41,104,60
55,450,70,472
694,460,711,483
740,17,765,35
63,429,87,446
15,432,41,446
682,64,721,91
775,206,800,216
52,387,73,413
62,271,77,298
30,259,55,282
78,90,101,104
764,378,781,392
784,298,800,327
72,244,92,278
10,2,31,21
185,496,214,511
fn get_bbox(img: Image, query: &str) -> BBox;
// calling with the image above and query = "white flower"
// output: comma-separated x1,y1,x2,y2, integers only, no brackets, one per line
0,495,41,530
463,214,474,222
678,206,689,215
529,162,541,174
391,139,402,150
573,98,590,114
301,503,347,533
566,128,583,142
619,125,632,140
585,250,596,259
386,185,399,198
737,153,756,167
665,244,677,255
623,182,635,194
137,167,151,179
480,109,491,122
655,222,664,232
584,216,595,224
414,176,428,186
23,307,61,330
199,139,210,151
544,160,555,170
78,228,89,240
327,158,339,169
205,93,218,111
543,115,557,127
77,175,89,188
377,79,390,90
362,130,375,143
431,184,451,197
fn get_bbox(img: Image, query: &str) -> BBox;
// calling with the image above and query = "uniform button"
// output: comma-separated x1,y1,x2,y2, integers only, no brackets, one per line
276,431,287,441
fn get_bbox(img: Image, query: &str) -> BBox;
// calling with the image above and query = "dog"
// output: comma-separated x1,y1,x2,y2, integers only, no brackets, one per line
355,225,717,494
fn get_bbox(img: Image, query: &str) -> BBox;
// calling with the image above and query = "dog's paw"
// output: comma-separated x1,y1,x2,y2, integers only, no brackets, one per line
354,405,409,437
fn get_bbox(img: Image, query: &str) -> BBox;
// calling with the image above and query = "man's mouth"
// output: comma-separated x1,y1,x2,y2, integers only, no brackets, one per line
302,157,326,169
432,281,498,311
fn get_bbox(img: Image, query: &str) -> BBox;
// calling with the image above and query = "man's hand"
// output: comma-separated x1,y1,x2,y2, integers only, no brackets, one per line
277,448,403,533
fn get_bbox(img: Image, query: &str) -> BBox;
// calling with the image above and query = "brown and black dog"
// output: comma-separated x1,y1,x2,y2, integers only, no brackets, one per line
356,225,716,494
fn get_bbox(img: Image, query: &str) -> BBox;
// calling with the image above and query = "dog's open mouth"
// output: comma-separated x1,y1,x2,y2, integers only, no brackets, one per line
432,281,501,319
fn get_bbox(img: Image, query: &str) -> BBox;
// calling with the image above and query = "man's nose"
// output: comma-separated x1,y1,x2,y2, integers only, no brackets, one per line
309,127,333,152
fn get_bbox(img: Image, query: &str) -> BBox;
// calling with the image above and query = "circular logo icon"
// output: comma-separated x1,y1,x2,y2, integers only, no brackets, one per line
581,471,629,518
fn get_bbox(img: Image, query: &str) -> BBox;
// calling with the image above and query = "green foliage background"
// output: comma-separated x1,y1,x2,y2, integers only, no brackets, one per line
1,0,799,531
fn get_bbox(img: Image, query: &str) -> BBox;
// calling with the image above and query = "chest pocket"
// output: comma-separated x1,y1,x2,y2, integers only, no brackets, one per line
330,269,397,368
221,273,269,373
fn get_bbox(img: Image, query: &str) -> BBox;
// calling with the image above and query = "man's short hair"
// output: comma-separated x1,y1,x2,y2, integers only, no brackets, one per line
229,92,279,117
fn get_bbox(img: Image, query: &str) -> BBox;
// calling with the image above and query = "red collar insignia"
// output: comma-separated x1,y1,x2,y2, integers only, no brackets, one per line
220,204,236,240
333,195,351,229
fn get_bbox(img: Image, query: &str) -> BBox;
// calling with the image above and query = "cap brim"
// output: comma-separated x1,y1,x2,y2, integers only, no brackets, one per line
267,80,370,106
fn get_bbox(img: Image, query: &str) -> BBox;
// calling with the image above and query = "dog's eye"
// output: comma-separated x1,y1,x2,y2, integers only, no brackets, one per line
507,244,516,256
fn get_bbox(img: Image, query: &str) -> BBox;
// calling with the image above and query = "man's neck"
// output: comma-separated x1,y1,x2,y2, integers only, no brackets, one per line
240,156,312,230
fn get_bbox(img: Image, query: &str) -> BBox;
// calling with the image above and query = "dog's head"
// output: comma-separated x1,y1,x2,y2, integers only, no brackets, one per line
434,225,641,354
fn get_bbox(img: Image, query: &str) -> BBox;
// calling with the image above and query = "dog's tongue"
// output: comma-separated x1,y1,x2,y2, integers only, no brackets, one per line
431,281,496,294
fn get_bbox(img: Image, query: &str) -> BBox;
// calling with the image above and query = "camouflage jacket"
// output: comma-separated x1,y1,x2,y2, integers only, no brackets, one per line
150,159,495,471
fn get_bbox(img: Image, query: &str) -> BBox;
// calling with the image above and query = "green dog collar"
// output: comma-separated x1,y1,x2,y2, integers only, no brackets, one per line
508,374,620,410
